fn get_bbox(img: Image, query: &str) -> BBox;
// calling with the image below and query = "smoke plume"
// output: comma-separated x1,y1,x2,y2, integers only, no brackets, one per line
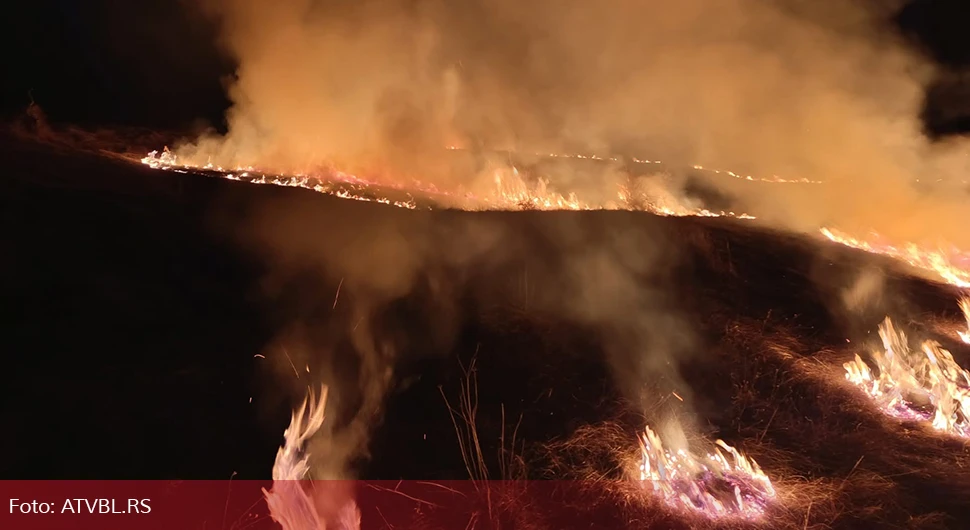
177,0,970,249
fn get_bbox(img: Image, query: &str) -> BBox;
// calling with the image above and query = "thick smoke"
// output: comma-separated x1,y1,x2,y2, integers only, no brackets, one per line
530,214,699,446
179,0,970,249
240,188,696,477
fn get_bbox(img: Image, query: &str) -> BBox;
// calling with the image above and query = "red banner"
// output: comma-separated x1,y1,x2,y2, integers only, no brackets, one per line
0,480,648,529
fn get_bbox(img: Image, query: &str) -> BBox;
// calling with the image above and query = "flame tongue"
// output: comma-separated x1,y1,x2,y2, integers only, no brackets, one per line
273,387,328,482
264,386,362,530
845,317,970,438
958,296,970,345
639,426,775,518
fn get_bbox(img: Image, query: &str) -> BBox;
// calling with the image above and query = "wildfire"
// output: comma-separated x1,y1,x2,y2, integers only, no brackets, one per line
141,148,970,290
445,146,822,184
139,148,756,219
820,228,970,289
844,317,970,438
639,426,775,519
263,386,361,530
687,164,822,184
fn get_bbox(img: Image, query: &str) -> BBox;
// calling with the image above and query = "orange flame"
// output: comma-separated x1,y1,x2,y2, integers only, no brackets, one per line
844,317,970,438
639,425,775,518
263,386,361,530
820,228,970,288
140,148,756,219
142,148,970,290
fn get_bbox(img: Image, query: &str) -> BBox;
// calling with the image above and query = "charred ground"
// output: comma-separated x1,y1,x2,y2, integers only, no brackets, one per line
2,134,970,528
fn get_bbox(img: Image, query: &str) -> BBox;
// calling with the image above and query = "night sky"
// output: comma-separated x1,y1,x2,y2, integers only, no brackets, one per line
2,0,970,138
1,0,232,131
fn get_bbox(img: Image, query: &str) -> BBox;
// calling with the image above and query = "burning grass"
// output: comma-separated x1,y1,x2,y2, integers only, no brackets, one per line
139,147,756,218
717,319,970,529
17,122,970,293
639,426,775,519
844,316,970,438
133,141,970,293
264,386,362,530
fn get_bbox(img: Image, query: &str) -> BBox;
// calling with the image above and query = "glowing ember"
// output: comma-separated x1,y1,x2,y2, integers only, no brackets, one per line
263,386,361,530
844,317,970,438
639,426,775,518
820,228,970,289
959,296,970,345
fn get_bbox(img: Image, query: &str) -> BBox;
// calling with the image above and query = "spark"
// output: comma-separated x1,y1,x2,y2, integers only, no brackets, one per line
333,278,344,310
139,148,756,220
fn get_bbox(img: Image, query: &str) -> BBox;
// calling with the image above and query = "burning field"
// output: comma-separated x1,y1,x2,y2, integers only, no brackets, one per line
6,127,970,529
7,1,970,529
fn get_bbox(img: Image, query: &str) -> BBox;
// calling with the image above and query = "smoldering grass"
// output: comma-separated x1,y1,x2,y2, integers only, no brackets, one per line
438,352,490,486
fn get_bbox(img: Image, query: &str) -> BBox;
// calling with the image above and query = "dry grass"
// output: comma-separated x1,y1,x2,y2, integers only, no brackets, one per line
438,348,526,485
432,347,536,529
